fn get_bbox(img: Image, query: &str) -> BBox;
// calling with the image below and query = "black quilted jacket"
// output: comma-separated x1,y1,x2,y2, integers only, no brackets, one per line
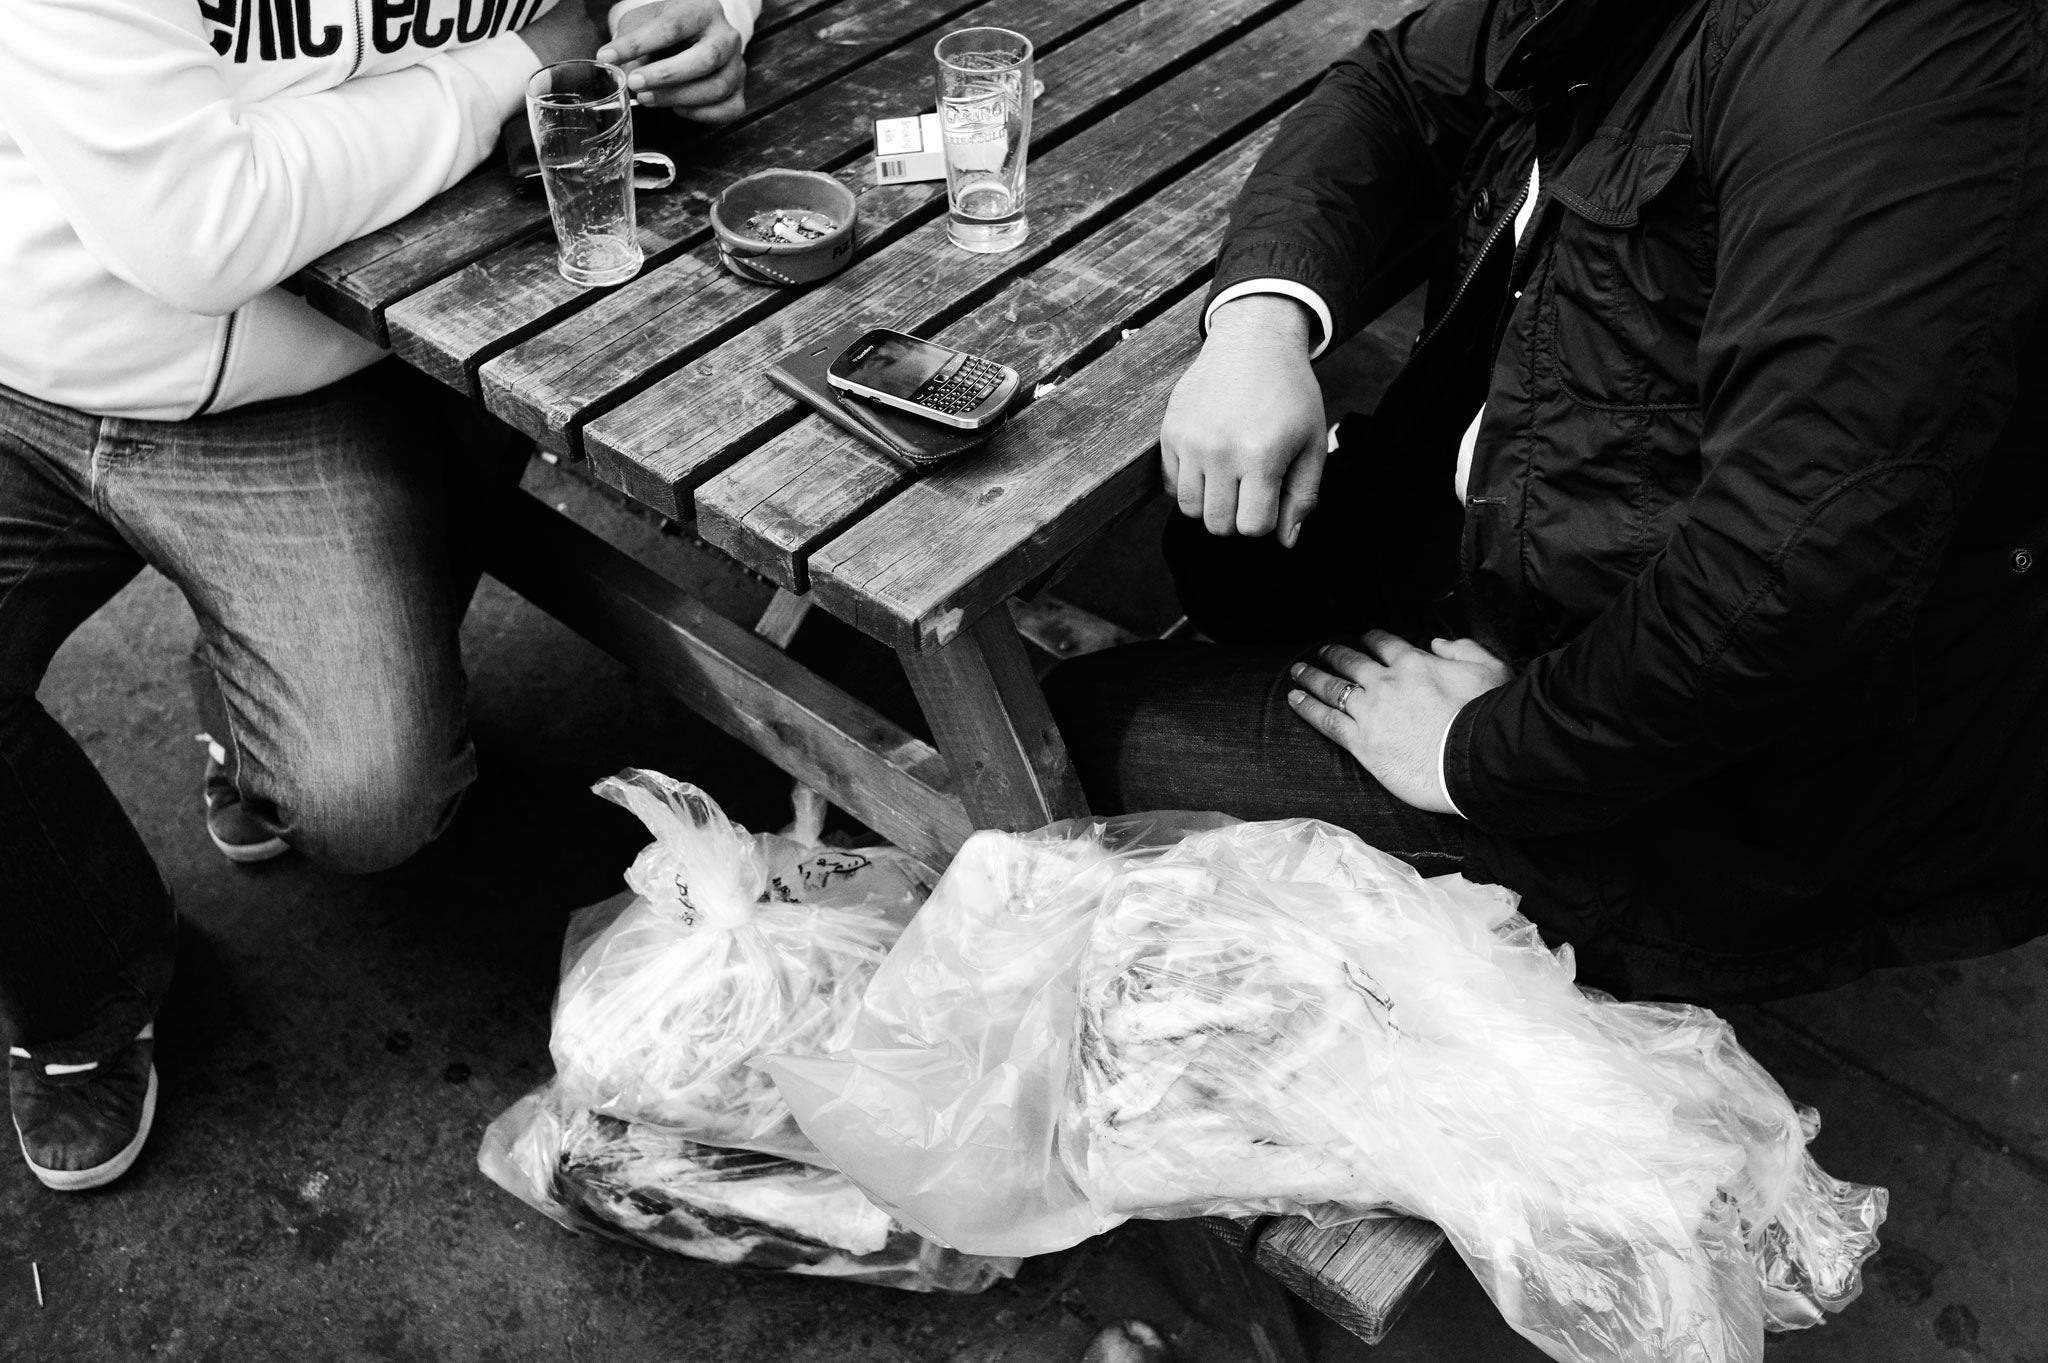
1209,0,2048,998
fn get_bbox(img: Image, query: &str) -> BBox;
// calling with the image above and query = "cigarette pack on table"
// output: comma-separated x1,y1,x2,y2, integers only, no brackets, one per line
873,112,946,185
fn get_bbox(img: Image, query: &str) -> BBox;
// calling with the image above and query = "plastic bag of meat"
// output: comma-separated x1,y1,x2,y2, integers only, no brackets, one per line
478,1082,1016,1292
764,812,1229,1255
764,815,1886,1363
477,770,1016,1293
548,769,931,1159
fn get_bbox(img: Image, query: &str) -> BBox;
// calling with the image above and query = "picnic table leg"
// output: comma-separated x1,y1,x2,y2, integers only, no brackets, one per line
898,605,1088,830
753,589,831,841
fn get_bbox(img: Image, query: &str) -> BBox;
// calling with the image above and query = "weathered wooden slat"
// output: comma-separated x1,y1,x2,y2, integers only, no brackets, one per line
703,432,904,591
386,0,1076,390
752,0,865,33
1255,1215,1447,1347
694,117,1279,591
1007,592,1140,661
479,0,1283,466
483,487,974,867
751,586,814,649
898,607,1087,830
1202,1216,1262,1255
806,288,1203,651
1201,1213,1446,1348
289,166,535,342
295,0,974,345
577,0,1356,521
488,161,910,464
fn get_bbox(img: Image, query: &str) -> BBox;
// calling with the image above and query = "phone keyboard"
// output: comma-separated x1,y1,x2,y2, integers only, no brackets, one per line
910,356,1008,415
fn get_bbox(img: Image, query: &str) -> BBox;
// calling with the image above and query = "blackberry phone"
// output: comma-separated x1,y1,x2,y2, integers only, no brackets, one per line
768,324,993,470
825,327,1019,430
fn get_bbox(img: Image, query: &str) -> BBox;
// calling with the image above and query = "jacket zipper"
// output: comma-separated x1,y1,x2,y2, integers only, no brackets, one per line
1407,173,1534,368
346,0,366,77
197,2,351,417
197,310,240,416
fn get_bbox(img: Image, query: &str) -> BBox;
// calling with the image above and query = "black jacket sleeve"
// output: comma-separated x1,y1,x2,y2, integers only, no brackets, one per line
1445,0,2048,837
1205,0,1496,346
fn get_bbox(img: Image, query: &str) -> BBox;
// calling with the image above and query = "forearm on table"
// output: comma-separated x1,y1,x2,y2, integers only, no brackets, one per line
0,0,536,316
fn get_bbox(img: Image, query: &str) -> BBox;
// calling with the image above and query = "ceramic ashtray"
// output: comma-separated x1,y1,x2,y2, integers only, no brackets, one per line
709,169,858,286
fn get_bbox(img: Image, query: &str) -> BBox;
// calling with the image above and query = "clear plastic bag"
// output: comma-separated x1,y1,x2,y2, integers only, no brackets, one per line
478,1082,1017,1292
549,769,931,1157
479,770,1016,1293
765,816,1886,1363
764,812,1224,1255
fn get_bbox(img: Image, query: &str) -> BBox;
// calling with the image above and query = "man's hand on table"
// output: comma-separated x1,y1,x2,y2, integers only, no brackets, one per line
599,0,747,122
1289,632,1511,814
1160,293,1327,546
518,0,605,67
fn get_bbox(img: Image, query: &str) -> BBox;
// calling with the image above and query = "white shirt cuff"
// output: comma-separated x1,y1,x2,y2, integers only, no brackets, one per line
1205,279,1335,359
1435,710,1466,820
608,0,758,48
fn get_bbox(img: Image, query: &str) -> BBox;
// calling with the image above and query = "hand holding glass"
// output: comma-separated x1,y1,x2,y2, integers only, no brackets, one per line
935,28,1033,254
526,61,644,287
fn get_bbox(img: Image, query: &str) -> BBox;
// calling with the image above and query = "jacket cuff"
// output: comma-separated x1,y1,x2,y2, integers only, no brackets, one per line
1205,279,1333,358
1434,705,1466,818
1441,691,1493,828
1444,685,1635,839
1207,237,1358,341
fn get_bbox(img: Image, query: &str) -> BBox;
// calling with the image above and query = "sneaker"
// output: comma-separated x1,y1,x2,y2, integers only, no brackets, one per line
10,1025,158,1192
197,734,289,864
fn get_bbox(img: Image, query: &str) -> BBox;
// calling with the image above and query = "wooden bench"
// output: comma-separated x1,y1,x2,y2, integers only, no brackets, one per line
1188,1215,1447,1354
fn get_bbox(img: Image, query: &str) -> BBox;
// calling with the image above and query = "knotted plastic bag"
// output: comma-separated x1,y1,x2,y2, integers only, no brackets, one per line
764,815,1886,1363
479,770,1017,1293
549,769,928,1156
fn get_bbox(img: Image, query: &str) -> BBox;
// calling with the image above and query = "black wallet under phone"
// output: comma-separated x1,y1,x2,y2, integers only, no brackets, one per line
768,322,996,471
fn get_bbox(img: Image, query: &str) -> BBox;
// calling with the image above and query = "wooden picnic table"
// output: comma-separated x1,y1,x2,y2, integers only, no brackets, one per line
292,0,1446,1348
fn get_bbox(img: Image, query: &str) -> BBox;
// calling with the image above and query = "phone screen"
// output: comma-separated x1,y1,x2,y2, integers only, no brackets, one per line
835,331,955,400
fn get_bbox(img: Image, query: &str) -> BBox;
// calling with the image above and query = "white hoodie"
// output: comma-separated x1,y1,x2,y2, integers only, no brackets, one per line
0,0,756,421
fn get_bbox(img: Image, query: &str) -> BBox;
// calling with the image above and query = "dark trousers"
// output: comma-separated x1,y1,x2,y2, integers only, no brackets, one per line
1045,415,1472,873
0,362,524,1068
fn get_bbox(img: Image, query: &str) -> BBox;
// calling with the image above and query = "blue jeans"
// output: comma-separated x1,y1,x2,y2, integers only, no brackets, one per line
1045,640,1470,876
1043,413,1471,875
0,362,525,1067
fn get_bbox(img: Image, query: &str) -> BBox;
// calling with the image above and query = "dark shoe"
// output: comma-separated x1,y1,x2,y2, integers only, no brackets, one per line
198,735,288,864
10,1025,158,1191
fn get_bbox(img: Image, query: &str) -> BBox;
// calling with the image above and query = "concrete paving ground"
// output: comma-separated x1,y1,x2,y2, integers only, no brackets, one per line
3,455,2044,1363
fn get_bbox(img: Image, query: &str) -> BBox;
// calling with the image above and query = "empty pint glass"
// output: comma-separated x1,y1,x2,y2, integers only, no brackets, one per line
935,27,1033,254
526,61,643,287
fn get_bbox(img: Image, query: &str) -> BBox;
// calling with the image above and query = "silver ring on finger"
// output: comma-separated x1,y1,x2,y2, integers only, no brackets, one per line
1337,681,1358,713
